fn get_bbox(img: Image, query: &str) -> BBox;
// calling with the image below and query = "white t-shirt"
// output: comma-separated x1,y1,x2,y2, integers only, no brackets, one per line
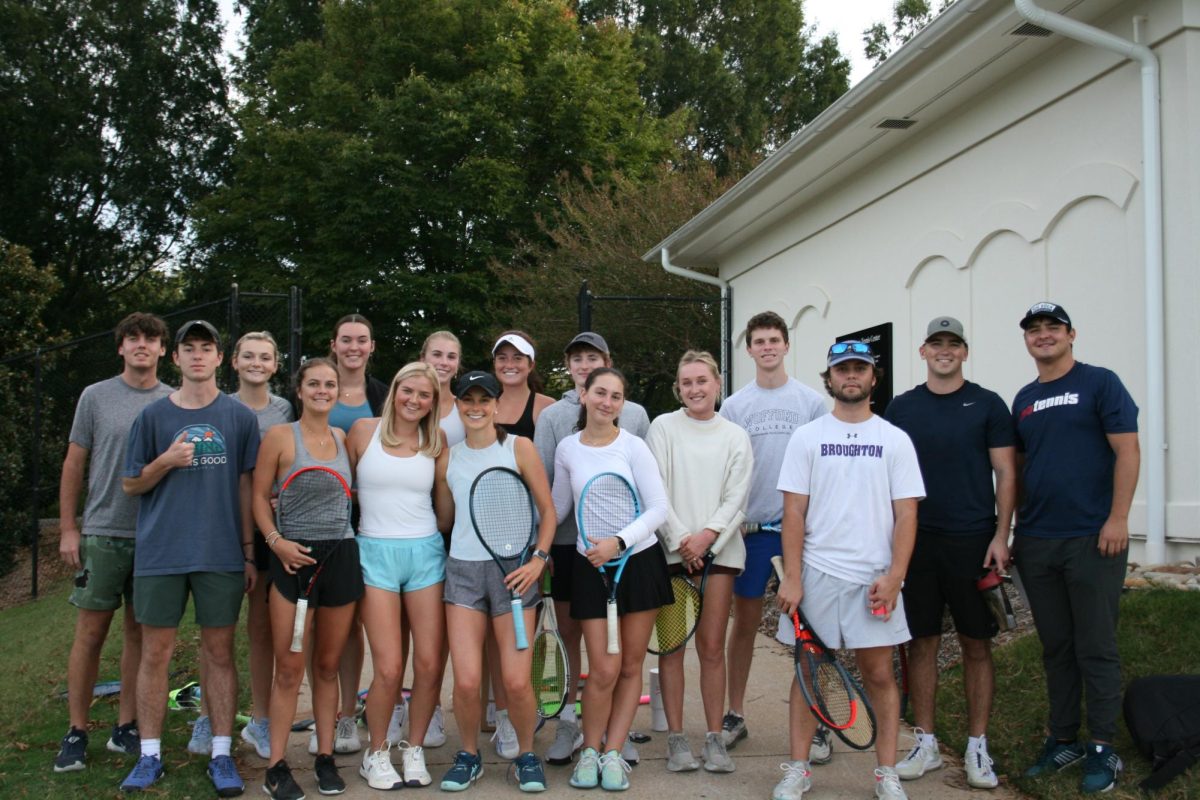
777,414,925,585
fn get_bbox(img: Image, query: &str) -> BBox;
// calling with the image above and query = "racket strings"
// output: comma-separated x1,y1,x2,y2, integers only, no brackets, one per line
278,470,351,541
579,478,637,543
471,475,534,559
532,631,569,717
651,577,701,655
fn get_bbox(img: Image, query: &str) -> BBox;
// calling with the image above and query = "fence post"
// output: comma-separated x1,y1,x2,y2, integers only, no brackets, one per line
577,281,592,332
227,283,241,389
30,349,42,599
289,286,303,381
722,286,733,398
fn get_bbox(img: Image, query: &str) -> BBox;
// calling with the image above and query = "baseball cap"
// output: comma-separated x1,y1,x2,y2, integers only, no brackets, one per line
564,331,610,355
174,320,221,348
925,316,966,344
1019,302,1072,329
454,371,502,398
492,333,535,359
827,340,875,367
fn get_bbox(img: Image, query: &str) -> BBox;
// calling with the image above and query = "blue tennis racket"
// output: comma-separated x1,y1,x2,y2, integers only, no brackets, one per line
469,466,537,650
577,472,639,654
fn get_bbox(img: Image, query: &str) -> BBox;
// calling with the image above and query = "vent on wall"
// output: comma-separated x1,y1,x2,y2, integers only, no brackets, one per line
876,118,917,130
1010,21,1053,37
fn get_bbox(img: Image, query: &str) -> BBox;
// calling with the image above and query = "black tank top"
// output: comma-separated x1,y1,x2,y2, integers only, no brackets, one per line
500,390,537,438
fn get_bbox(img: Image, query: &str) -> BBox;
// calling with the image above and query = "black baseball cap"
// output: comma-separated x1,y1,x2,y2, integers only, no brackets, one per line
564,331,610,355
454,371,502,398
174,320,221,348
1019,302,1072,330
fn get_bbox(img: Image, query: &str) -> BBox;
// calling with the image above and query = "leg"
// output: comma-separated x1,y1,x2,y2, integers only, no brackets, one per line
857,646,901,768
658,648,686,731
695,574,733,733
312,601,358,754
557,601,584,708
199,625,238,737
137,625,179,740
359,586,404,751
266,584,310,764
492,605,540,752
959,635,994,738
66,609,116,730
787,674,820,761
395,603,411,718
578,618,621,751
339,608,365,718
726,595,762,715
603,609,657,749
245,576,273,721
403,583,445,746
906,635,941,733
1063,537,1126,743
117,604,142,726
446,605,489,754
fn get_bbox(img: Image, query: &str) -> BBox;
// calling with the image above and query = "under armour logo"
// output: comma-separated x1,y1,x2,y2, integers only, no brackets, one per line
846,433,858,439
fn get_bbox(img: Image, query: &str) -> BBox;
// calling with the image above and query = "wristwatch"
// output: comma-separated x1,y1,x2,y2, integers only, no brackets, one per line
615,536,628,554
532,549,550,563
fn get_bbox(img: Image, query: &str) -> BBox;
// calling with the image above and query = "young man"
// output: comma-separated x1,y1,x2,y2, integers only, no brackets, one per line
717,312,828,757
885,316,1016,789
533,331,649,766
119,320,260,796
54,312,173,773
773,340,924,800
1011,302,1139,795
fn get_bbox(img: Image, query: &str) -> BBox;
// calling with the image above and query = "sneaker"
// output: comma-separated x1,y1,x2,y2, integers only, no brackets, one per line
964,744,999,789
386,701,407,744
400,742,432,787
264,760,306,800
492,710,519,759
334,714,362,754
546,718,583,765
514,751,547,792
599,749,630,791
895,729,942,780
359,743,403,790
107,720,140,756
208,753,246,798
314,753,346,795
1023,736,1086,777
1080,742,1123,794
621,735,639,767
875,766,908,799
120,753,164,791
188,714,213,755
54,727,88,773
772,761,812,800
666,733,699,772
569,747,600,789
441,750,484,792
241,717,271,760
809,727,832,766
720,710,747,749
424,705,447,748
702,731,735,773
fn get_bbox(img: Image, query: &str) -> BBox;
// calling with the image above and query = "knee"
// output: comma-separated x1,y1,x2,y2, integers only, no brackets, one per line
587,662,620,690
617,659,643,684
372,662,402,690
860,663,895,690
502,674,530,700
959,638,991,664
202,644,234,671
454,675,481,698
274,660,305,691
695,637,725,667
314,656,341,684
412,652,440,683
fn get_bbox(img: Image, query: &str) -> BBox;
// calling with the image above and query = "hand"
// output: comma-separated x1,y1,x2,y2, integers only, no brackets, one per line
868,573,903,621
585,537,621,567
161,431,196,469
678,529,716,565
273,538,316,574
1097,516,1130,557
505,559,546,597
59,527,82,569
776,573,803,617
244,561,258,593
982,535,1010,571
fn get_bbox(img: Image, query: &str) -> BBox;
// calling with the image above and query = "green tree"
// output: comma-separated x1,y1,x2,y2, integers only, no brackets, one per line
232,0,325,89
863,0,956,67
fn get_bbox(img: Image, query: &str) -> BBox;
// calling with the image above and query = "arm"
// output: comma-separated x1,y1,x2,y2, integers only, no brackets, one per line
776,491,809,616
687,429,752,561
869,497,917,619
239,472,257,592
504,438,554,594
1098,432,1140,557
432,436,455,535
984,445,1017,570
551,443,574,525
645,418,688,555
532,412,558,481
123,431,194,496
58,443,89,569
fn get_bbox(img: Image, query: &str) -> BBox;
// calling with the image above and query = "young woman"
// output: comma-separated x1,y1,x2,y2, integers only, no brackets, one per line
551,368,670,792
492,331,555,438
253,358,364,799
645,351,752,774
437,370,556,793
346,362,451,790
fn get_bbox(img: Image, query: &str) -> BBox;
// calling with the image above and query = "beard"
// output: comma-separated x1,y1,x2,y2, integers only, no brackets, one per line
831,382,873,405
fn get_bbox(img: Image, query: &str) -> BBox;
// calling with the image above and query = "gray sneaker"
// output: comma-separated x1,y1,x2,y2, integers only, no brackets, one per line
772,761,812,800
702,731,735,773
666,733,699,772
546,718,583,765
621,735,639,766
720,711,747,749
810,726,833,765
875,766,909,800
188,715,213,755
492,710,519,759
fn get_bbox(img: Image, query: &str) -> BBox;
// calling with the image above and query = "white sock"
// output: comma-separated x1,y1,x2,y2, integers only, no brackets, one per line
560,704,576,723
919,732,937,748
968,735,987,753
211,736,232,758
141,738,161,758
496,709,510,725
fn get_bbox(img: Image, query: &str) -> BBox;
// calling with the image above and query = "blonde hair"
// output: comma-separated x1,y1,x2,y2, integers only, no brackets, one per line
672,349,721,403
233,330,279,360
379,362,443,458
420,330,462,358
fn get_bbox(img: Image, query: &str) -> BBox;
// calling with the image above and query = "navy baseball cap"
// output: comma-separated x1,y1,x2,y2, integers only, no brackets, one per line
1020,302,1072,329
454,371,502,398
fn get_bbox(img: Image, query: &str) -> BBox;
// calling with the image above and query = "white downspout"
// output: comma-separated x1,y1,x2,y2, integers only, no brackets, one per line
1014,0,1165,563
661,247,732,398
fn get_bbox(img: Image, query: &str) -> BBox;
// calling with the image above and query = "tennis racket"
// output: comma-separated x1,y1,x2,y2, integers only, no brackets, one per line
649,552,713,656
276,465,353,653
469,466,537,650
577,472,639,654
770,555,877,750
742,519,782,534
532,571,569,720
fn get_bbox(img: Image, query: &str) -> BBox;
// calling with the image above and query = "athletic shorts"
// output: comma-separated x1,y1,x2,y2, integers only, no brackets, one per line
549,543,576,603
902,530,999,640
134,571,245,628
69,535,136,611
358,534,444,594
270,538,364,608
733,529,782,599
775,566,910,650
570,544,673,620
667,561,739,578
253,529,271,571
443,557,541,616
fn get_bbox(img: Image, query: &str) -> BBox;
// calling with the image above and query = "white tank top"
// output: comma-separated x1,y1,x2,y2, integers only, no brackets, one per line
356,424,438,539
439,404,466,447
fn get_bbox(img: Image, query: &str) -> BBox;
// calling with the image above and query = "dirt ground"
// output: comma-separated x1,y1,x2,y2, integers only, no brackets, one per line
0,521,74,610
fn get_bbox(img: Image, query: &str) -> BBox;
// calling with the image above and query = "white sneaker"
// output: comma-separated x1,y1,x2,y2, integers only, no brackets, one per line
666,733,699,772
386,702,407,745
621,736,639,766
424,705,446,748
360,742,404,790
772,761,812,800
810,727,832,765
895,729,942,780
964,745,999,789
492,710,519,759
400,741,432,787
334,714,363,754
875,766,909,799
546,718,583,765
702,731,735,773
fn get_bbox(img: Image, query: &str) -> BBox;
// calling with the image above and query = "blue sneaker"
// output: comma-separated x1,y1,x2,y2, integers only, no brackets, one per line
208,754,245,797
241,717,271,760
107,720,140,756
1024,736,1086,777
1080,742,1123,794
120,754,164,792
440,750,483,791
188,715,213,755
569,747,600,789
599,749,630,791
514,752,547,793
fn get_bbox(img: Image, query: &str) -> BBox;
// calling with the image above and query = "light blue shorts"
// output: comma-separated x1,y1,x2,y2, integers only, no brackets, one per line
775,566,910,650
358,533,445,594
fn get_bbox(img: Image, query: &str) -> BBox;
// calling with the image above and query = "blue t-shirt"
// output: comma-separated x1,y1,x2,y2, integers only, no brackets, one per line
1011,362,1138,539
123,392,261,576
885,380,1014,536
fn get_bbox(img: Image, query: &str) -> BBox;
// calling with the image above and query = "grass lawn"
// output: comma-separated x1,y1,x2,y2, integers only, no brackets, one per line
934,588,1200,799
0,578,257,799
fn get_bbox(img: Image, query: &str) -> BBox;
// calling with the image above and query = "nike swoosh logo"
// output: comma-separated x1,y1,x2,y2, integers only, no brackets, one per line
963,402,976,407
468,375,483,381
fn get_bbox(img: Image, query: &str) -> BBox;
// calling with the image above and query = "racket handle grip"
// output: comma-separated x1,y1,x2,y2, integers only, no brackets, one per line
770,554,786,582
512,598,528,650
290,598,308,653
606,600,620,654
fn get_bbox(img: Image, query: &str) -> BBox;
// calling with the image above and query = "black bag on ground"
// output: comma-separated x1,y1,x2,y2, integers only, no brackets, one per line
1123,674,1200,791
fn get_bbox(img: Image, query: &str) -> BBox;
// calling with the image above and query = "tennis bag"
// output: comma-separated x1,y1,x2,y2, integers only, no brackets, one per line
1123,674,1200,791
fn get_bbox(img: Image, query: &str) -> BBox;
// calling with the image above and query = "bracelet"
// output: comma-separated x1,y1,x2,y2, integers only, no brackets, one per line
242,541,254,548
244,558,255,565
264,531,282,549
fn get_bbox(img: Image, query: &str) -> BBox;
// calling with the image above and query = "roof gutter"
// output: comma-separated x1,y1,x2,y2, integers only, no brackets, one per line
1014,0,1164,563
660,247,732,397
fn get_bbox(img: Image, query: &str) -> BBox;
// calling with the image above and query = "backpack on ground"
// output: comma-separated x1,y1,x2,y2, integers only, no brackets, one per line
1123,674,1200,791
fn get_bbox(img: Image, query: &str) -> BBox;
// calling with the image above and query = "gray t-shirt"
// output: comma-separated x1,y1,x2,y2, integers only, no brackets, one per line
230,392,294,439
68,375,173,538
719,377,828,523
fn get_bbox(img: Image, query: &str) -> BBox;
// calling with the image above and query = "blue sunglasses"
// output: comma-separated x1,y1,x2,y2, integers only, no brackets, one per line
828,341,873,357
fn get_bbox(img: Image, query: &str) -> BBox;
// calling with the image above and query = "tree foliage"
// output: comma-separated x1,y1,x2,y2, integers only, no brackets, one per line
232,0,325,90
863,0,956,67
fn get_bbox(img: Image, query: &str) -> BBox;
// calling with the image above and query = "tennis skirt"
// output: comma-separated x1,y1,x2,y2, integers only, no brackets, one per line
268,538,364,609
570,543,673,620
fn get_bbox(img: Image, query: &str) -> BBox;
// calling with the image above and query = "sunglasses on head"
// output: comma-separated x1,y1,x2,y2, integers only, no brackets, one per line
828,341,873,356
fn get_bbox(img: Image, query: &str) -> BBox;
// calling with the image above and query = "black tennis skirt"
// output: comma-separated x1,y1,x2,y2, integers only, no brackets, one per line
268,538,364,609
570,543,673,620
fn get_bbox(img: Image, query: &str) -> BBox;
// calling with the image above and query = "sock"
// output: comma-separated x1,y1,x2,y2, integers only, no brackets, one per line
497,709,510,724
560,704,576,723
919,732,937,747
968,735,986,753
212,736,232,758
141,738,162,758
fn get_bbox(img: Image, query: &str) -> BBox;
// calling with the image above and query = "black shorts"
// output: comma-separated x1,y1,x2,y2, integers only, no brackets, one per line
902,530,998,640
549,543,577,603
253,529,271,571
570,544,673,620
268,538,365,609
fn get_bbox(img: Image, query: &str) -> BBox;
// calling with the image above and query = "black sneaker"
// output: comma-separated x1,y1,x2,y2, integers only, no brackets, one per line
107,719,140,755
264,760,306,800
315,753,346,795
54,727,88,773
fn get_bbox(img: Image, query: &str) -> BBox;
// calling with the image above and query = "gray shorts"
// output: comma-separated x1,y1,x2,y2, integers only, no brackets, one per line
443,557,541,617
776,566,910,650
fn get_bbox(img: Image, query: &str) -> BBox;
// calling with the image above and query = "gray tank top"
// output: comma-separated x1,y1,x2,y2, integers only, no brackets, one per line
276,422,354,540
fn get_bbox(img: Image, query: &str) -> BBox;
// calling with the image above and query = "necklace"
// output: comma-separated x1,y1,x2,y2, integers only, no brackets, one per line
581,427,619,447
301,425,331,449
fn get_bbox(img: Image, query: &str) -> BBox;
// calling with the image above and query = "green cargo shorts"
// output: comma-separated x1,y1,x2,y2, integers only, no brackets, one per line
69,535,136,612
133,572,244,628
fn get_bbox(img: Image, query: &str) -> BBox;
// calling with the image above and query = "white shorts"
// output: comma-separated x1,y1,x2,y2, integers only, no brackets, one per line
776,566,910,650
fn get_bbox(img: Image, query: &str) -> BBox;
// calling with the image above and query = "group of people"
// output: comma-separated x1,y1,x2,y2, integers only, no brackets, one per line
53,302,1138,800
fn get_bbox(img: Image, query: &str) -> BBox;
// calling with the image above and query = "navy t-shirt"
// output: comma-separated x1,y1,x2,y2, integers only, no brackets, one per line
885,381,1014,535
1011,362,1138,539
123,392,260,576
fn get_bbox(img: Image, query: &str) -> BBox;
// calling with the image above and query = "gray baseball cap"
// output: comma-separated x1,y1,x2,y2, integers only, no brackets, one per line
925,316,966,344
564,331,609,355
